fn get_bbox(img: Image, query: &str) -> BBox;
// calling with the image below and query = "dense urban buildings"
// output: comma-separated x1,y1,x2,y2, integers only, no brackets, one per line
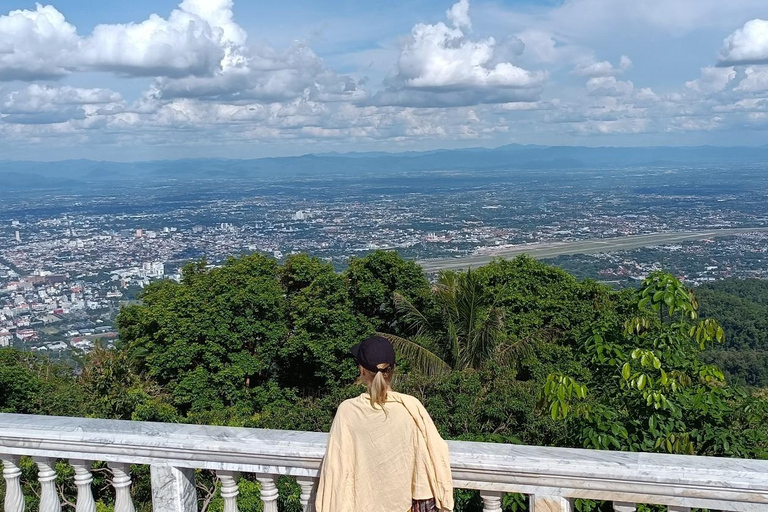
2,160,768,355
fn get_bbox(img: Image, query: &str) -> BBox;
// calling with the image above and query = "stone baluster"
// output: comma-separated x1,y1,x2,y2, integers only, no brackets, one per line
531,495,572,512
2,456,25,512
257,475,279,512
108,463,136,512
150,465,196,512
613,503,636,512
218,471,240,512
480,491,503,512
34,457,62,512
668,507,691,512
71,460,96,512
296,478,317,512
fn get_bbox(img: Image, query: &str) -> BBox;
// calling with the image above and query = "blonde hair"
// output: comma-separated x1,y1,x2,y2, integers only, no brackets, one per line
363,363,394,410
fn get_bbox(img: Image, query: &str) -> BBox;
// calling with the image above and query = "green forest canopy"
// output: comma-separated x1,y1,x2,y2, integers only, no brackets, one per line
696,278,768,387
1,252,767,512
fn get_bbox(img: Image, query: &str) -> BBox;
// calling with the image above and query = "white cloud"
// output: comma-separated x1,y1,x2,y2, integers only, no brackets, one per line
570,118,649,135
0,0,247,80
447,0,471,30
153,42,364,103
0,4,79,80
733,66,768,93
372,0,545,107
736,66,768,92
0,0,363,108
574,55,632,77
4,0,768,154
719,19,768,66
496,101,547,111
80,0,245,78
634,87,659,102
685,66,737,93
586,76,634,97
1,84,123,124
667,116,723,132
514,30,559,63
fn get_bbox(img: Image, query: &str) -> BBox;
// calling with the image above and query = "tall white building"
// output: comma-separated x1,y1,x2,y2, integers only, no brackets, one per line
141,262,165,277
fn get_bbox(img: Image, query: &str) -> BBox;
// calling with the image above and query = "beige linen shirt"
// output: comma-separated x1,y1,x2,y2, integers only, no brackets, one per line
315,391,454,512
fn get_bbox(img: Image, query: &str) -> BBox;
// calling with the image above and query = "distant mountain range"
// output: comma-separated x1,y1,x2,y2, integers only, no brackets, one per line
3,144,768,189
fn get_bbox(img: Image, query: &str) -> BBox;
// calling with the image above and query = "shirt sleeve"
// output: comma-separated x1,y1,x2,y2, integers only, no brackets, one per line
315,404,352,512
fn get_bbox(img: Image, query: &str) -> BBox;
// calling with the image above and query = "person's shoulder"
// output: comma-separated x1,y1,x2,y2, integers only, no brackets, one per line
337,394,365,412
390,391,426,408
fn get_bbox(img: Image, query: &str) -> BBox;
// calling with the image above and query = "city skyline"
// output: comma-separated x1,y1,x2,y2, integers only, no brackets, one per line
0,0,767,160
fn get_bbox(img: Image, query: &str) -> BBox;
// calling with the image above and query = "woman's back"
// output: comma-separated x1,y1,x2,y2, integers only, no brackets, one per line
316,391,453,512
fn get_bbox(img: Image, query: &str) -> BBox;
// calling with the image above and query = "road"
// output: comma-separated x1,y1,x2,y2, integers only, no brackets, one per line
418,227,768,272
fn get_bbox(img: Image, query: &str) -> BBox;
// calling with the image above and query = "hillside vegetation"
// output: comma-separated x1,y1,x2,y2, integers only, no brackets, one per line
697,279,768,387
1,252,766,512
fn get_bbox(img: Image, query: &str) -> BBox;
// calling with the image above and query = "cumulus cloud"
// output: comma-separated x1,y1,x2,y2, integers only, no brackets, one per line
719,19,768,66
0,0,363,109
735,66,768,92
371,0,545,107
5,0,768,154
586,76,634,97
447,0,471,30
574,55,632,77
153,42,364,103
685,66,737,93
80,0,246,78
0,0,247,80
0,4,79,80
1,84,123,124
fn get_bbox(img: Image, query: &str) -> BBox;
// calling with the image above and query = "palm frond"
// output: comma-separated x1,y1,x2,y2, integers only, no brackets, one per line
494,328,552,368
392,292,433,336
470,306,505,369
435,270,460,319
446,319,460,370
377,332,452,378
454,269,501,369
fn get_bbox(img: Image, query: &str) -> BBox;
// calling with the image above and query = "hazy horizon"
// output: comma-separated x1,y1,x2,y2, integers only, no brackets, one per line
3,142,768,165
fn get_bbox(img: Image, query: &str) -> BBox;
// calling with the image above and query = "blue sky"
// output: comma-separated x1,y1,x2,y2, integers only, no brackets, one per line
0,0,767,160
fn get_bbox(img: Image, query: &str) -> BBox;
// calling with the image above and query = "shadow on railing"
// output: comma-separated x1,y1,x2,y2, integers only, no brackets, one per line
1,413,767,512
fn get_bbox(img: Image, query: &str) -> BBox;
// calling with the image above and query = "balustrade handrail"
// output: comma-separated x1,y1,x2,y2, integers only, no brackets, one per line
2,412,768,511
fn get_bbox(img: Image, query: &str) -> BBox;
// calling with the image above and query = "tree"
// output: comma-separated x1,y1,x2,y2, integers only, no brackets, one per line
0,348,87,416
0,348,43,413
474,255,622,346
117,255,288,414
695,279,768,386
541,271,768,459
345,250,433,332
77,345,178,421
278,255,375,391
383,269,531,377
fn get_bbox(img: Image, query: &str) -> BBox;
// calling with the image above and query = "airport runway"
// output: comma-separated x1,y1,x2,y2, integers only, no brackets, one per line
418,227,768,272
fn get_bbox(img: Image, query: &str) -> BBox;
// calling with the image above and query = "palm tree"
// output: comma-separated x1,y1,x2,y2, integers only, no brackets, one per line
379,268,533,377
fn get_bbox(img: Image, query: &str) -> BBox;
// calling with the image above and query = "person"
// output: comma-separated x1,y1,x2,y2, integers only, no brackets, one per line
315,335,454,512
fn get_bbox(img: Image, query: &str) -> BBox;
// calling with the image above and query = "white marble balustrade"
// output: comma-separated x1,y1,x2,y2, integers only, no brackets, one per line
1,413,767,511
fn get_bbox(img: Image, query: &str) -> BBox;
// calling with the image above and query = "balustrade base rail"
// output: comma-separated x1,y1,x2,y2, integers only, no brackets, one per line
1,413,767,512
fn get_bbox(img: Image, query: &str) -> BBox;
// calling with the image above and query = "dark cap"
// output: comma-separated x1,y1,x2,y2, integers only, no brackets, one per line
350,335,396,373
